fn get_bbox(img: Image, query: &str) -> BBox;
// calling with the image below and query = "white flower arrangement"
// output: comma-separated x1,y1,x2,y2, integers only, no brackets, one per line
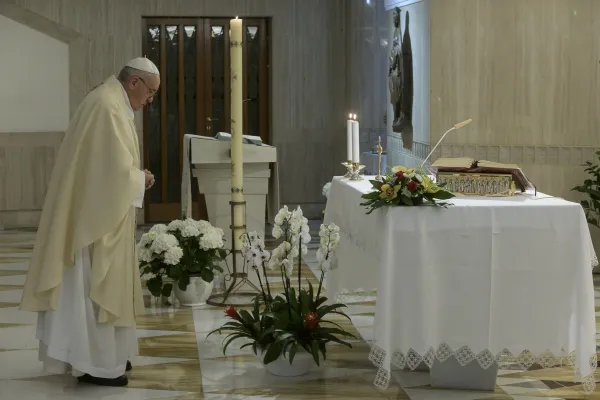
316,223,340,272
138,218,226,298
241,205,341,306
269,205,311,275
322,182,332,199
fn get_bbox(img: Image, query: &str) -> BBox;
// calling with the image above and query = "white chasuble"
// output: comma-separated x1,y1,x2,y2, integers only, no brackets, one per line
36,184,144,378
22,76,146,378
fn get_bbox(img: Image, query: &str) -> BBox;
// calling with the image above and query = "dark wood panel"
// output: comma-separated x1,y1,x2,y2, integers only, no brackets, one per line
143,16,271,223
159,22,168,204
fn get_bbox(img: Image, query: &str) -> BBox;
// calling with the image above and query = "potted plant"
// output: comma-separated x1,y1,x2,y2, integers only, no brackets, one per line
137,218,227,306
208,205,355,376
572,151,600,228
360,165,455,214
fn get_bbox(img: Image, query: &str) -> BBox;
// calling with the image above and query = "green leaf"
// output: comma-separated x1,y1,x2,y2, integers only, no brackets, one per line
318,341,327,360
161,283,173,297
200,269,214,283
289,342,298,364
169,265,183,280
223,333,249,355
177,273,190,291
400,196,412,206
317,332,354,347
299,289,310,314
263,342,283,364
146,277,163,297
238,310,256,326
311,341,320,366
317,303,348,319
314,297,328,309
369,179,382,189
307,280,314,310
432,190,455,200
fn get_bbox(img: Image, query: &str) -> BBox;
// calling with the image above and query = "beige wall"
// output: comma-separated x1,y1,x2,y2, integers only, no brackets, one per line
429,0,600,190
0,0,347,227
428,0,600,246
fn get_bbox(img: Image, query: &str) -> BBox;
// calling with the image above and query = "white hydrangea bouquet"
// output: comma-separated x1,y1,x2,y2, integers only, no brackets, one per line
208,205,355,368
137,218,227,298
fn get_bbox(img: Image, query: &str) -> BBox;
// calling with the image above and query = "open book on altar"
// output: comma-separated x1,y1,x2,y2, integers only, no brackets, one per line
432,157,535,192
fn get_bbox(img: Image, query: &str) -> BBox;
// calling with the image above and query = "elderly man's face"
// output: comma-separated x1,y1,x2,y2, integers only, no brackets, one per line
125,73,160,110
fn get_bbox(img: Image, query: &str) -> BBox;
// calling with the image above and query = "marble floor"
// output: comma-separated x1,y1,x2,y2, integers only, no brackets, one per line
1,224,600,399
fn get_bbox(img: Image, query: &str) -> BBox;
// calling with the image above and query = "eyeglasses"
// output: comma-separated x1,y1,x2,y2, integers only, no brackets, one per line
136,76,158,97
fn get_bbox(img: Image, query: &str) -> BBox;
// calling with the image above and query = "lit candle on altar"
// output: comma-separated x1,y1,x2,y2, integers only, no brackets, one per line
352,114,360,163
346,113,353,162
230,16,245,251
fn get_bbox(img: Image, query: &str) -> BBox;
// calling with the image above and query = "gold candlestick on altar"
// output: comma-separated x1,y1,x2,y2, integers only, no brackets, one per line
376,136,383,180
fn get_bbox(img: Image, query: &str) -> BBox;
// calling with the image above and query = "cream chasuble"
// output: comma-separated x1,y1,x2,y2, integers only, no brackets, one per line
20,75,146,328
22,76,145,379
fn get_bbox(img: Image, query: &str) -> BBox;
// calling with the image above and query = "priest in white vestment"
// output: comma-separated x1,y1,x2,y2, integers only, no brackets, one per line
19,57,161,387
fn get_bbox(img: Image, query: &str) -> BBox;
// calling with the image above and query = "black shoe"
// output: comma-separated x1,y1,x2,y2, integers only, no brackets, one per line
77,374,128,387
126,361,132,371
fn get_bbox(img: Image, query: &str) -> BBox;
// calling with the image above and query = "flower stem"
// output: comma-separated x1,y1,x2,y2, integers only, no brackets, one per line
254,267,269,309
261,261,272,307
298,236,302,316
281,265,292,320
316,269,325,300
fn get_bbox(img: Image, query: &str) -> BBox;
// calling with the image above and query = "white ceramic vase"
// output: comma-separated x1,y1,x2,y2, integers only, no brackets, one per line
257,347,316,377
173,276,214,307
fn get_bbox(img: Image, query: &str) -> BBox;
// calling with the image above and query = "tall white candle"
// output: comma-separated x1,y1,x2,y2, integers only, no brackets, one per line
352,115,360,163
230,16,245,253
346,114,353,162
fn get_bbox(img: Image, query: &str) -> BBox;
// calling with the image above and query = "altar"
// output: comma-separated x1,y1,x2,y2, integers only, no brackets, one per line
324,176,597,392
181,134,279,248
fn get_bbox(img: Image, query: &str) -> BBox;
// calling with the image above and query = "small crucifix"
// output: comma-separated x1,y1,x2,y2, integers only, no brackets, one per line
376,136,384,179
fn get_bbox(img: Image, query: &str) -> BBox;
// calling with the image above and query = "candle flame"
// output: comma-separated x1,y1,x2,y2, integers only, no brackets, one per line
235,16,238,19
353,114,357,120
349,113,352,119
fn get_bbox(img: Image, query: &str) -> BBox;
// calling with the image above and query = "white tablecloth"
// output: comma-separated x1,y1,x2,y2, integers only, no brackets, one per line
323,176,598,393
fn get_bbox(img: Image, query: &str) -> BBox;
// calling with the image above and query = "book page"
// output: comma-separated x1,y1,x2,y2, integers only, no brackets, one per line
431,157,475,168
477,160,520,169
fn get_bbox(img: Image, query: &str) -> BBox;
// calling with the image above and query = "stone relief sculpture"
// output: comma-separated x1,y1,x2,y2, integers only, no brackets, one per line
388,8,414,148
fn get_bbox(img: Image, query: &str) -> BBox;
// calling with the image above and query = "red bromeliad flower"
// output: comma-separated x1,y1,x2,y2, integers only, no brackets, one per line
304,312,319,329
395,171,404,180
407,180,419,192
225,305,240,321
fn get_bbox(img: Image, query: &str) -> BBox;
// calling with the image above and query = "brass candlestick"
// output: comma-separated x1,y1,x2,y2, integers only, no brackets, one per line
349,162,365,181
376,136,384,180
342,161,353,178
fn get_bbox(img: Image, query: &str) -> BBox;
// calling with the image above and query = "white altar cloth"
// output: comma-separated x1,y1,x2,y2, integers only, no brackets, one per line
324,176,598,393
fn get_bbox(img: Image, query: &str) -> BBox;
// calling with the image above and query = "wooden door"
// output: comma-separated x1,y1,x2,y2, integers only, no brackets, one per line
142,17,270,223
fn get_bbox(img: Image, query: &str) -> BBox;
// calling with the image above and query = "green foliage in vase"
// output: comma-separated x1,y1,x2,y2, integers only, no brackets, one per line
572,152,600,228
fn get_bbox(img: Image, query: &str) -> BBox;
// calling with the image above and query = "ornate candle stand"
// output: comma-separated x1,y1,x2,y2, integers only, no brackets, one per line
349,162,366,181
376,136,384,180
341,161,353,178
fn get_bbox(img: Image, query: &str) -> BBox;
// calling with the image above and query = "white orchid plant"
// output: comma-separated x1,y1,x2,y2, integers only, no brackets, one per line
137,218,227,298
208,205,354,367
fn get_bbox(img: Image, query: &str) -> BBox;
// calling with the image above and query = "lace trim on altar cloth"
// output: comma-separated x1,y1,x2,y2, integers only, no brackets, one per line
368,343,597,394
